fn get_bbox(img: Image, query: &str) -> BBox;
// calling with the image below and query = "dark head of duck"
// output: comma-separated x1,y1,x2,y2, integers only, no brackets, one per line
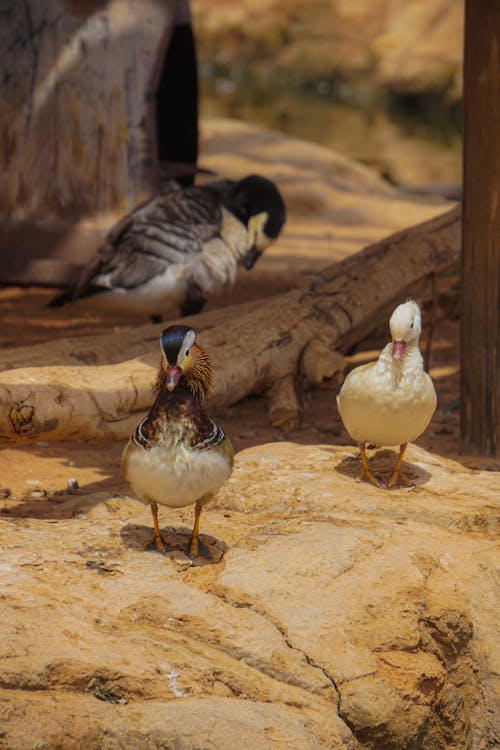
223,175,286,270
155,325,213,400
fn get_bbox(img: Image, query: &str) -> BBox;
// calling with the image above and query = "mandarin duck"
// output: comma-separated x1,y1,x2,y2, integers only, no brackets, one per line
337,300,436,487
122,325,234,558
50,175,286,322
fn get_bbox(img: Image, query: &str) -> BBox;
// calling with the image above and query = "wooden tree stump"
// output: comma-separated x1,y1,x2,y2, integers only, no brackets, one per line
0,0,196,285
0,0,196,220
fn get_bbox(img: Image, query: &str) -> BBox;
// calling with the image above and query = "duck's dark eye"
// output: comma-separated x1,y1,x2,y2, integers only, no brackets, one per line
185,349,190,356
410,321,414,329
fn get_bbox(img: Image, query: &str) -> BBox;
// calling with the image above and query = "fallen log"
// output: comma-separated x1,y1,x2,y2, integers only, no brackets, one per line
0,206,460,443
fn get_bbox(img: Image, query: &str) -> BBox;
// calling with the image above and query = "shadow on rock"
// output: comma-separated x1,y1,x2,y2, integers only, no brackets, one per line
334,448,432,488
0,484,111,519
120,523,227,566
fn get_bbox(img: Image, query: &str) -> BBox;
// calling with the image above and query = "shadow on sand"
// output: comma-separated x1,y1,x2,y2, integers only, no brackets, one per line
120,522,227,567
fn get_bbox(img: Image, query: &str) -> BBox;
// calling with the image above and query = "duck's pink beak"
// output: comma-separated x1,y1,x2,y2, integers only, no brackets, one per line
166,365,182,390
392,340,407,360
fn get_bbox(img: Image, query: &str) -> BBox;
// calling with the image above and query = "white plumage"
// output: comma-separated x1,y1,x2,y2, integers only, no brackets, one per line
337,300,436,486
123,440,232,510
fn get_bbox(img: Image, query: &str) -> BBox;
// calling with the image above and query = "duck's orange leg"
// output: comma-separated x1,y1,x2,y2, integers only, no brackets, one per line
146,502,167,553
187,499,212,558
358,443,384,487
387,443,413,487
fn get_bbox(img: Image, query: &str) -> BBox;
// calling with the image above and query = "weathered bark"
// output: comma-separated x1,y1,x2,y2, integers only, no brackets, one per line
0,206,460,444
0,0,188,222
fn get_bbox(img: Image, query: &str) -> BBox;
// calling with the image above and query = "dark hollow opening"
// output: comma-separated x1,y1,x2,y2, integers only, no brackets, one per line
155,22,199,186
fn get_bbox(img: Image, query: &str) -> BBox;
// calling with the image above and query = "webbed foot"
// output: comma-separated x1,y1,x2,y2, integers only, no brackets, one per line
143,533,168,554
357,468,385,488
186,535,212,559
387,470,414,488
387,444,413,487
357,443,384,487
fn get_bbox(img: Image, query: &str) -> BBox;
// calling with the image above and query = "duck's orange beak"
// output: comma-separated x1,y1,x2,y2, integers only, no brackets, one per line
392,340,407,360
166,365,182,390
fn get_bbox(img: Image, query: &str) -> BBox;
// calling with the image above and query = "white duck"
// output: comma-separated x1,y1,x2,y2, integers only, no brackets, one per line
337,300,436,487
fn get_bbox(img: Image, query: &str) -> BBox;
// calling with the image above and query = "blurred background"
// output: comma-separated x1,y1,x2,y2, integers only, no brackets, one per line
192,0,462,197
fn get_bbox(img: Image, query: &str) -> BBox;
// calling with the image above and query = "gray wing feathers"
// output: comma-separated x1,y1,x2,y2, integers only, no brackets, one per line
74,186,226,297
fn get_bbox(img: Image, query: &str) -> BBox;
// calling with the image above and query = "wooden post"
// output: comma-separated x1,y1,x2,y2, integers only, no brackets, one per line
461,0,500,456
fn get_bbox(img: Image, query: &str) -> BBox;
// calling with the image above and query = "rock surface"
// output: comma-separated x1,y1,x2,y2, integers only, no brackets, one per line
0,440,498,749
